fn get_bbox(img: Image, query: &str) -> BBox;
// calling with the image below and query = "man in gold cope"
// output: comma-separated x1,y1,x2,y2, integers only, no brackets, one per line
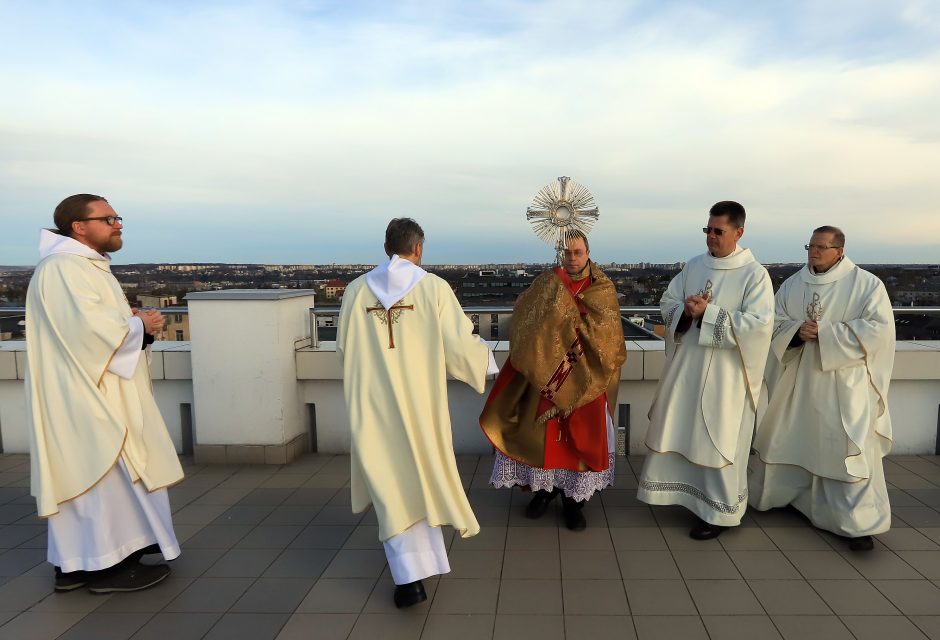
481,231,625,530
338,218,497,608
26,194,184,593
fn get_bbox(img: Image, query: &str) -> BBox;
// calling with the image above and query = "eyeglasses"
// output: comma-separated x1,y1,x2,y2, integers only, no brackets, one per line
702,227,729,236
77,216,123,226
804,244,841,251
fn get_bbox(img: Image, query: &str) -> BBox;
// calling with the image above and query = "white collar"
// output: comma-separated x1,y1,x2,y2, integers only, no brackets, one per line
38,229,110,262
364,254,428,309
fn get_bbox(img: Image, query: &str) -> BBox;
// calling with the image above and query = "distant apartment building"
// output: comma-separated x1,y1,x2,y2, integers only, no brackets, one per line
137,293,190,341
323,279,347,300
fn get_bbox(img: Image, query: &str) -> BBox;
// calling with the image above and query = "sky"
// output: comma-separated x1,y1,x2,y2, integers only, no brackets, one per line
1,0,939,265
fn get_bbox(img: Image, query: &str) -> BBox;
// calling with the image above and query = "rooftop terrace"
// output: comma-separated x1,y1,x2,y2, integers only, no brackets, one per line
4,452,940,639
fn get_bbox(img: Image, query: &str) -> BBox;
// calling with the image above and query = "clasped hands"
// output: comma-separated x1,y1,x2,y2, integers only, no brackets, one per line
683,293,710,319
798,319,819,342
133,307,165,334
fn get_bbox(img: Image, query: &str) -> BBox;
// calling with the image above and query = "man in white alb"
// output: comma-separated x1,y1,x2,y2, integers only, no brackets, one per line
749,226,894,551
338,218,498,608
638,201,774,539
26,194,184,593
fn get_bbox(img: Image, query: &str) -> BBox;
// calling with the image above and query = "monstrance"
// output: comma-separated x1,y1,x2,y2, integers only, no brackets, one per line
525,176,599,264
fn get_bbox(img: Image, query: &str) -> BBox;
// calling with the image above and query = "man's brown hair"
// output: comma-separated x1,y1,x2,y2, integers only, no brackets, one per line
53,194,108,237
385,218,425,256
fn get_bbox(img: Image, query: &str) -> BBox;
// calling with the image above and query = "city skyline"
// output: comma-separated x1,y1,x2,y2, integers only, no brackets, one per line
2,1,939,265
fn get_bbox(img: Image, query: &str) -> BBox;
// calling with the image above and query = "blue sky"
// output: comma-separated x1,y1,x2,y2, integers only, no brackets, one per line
1,0,939,265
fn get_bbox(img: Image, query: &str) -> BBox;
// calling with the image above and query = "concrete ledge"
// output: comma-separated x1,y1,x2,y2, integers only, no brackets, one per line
194,433,309,465
186,289,316,301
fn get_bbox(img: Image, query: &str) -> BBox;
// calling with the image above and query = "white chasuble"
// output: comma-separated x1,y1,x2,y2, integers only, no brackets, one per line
749,257,894,536
638,248,774,525
25,230,184,519
339,256,492,545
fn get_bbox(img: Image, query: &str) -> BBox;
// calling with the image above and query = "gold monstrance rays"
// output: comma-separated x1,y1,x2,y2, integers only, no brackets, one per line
526,176,599,263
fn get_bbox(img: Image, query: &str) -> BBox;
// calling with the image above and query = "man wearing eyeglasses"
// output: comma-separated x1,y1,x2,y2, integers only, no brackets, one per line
638,201,774,540
749,226,894,551
25,194,184,593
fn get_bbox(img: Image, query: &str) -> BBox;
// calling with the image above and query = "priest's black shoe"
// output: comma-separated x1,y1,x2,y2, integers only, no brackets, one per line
88,563,171,594
848,535,874,551
54,567,89,592
393,580,427,609
689,519,727,540
525,488,559,519
562,496,587,531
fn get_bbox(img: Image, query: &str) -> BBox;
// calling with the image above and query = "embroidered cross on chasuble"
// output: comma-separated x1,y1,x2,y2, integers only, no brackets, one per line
365,299,414,349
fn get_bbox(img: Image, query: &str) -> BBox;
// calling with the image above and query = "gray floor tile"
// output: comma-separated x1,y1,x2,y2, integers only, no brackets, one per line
685,579,763,614
182,524,252,549
450,526,507,550
564,615,636,640
29,587,113,613
129,612,221,640
623,580,696,615
701,615,782,640
0,505,35,525
164,549,226,578
650,506,697,528
609,527,667,551
898,550,940,579
872,580,940,615
170,504,229,526
617,550,680,579
633,615,708,640
840,550,923,579
213,505,277,526
895,508,940,528
559,527,614,551
501,548,560,579
561,579,629,615
295,578,377,614
312,506,364,526
605,507,659,528
0,575,53,611
718,526,780,551
751,508,811,528
728,550,801,579
444,548,503,579
275,613,357,640
498,578,561,614
910,616,940,639
493,614,564,640
281,488,340,506
289,524,354,549
660,526,723,550
203,612,289,640
431,578,499,614
772,615,856,640
230,578,314,613
164,577,254,612
347,613,427,640
262,548,334,578
261,506,321,527
749,580,832,615
57,612,153,640
321,549,387,579
809,579,902,615
0,525,44,549
784,550,864,579
505,526,558,550
0,548,46,576
672,550,741,579
840,615,929,640
0,611,85,640
235,525,304,549
204,548,281,578
191,488,252,506
97,577,195,613
341,525,382,550
880,529,940,551
237,488,294,506
421,614,496,640
560,550,621,579
762,527,833,550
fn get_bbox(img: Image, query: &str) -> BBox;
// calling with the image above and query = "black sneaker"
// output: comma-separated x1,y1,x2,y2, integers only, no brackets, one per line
689,518,727,540
88,563,171,594
54,567,90,592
